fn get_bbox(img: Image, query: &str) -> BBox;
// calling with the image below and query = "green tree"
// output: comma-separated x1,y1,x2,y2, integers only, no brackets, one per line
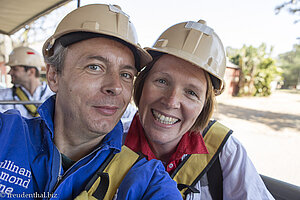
254,58,279,96
278,44,300,88
227,44,280,96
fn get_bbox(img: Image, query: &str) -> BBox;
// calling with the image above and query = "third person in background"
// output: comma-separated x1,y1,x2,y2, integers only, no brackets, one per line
0,46,53,118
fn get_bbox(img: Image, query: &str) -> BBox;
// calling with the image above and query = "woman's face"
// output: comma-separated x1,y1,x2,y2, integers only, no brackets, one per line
138,54,207,150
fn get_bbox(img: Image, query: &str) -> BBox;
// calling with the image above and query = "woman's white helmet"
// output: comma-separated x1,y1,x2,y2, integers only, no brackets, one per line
145,20,226,95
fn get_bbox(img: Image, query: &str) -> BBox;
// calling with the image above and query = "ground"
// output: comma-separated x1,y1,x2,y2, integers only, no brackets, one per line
214,90,300,187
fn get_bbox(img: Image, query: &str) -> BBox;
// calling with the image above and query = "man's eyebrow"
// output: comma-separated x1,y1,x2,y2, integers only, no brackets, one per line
87,55,109,63
87,55,137,74
122,65,137,75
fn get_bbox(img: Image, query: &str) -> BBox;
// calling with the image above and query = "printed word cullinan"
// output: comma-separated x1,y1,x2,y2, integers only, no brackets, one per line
0,160,32,195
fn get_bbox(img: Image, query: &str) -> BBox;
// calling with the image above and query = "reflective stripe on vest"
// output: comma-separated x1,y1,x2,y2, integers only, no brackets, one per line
14,87,39,117
171,120,232,198
75,146,140,200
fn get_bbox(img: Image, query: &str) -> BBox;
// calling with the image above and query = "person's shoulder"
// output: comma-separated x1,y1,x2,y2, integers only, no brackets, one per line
0,109,41,125
219,134,252,172
1,108,22,116
0,87,13,98
222,135,244,153
0,109,44,141
0,109,26,134
219,135,274,199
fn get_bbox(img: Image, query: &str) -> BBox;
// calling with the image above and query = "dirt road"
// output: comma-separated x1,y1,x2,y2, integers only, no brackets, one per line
214,90,300,186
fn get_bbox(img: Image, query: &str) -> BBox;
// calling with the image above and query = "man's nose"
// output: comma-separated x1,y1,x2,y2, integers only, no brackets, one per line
161,88,181,109
101,72,123,96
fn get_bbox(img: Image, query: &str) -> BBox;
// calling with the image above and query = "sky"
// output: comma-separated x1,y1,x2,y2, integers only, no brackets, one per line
21,0,299,58
71,0,299,57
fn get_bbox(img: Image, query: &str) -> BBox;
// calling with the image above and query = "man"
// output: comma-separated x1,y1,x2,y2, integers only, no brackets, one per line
0,4,181,200
0,46,53,118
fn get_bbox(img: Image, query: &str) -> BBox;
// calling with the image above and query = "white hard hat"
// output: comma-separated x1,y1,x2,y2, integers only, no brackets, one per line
146,20,226,95
43,4,152,71
6,46,43,70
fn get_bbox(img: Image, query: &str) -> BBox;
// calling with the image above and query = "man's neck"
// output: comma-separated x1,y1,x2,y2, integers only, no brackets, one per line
22,78,42,96
54,132,105,161
53,108,106,161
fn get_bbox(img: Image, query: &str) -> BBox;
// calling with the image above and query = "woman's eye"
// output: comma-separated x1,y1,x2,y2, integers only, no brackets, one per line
88,65,102,71
187,90,198,97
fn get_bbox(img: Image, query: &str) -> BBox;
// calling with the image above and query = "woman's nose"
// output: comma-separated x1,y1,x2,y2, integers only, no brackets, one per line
161,88,180,109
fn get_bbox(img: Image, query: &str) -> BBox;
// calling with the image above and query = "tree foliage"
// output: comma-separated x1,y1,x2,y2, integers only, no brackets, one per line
275,0,300,23
278,44,300,88
227,44,280,96
254,57,279,96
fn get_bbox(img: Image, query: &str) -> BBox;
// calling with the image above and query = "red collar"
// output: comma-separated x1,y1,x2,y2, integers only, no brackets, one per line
125,113,208,172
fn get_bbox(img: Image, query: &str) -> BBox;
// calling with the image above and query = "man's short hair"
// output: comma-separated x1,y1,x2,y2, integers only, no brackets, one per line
43,42,68,74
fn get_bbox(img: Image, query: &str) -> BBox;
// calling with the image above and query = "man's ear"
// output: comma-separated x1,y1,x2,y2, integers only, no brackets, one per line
28,68,36,76
46,64,59,93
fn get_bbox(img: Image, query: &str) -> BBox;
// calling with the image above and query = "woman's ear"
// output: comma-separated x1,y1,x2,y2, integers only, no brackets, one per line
46,64,58,93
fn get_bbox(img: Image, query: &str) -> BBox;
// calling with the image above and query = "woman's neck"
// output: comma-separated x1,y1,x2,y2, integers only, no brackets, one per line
148,141,178,165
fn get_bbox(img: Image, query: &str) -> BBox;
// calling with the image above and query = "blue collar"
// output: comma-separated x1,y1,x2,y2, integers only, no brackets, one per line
38,95,123,152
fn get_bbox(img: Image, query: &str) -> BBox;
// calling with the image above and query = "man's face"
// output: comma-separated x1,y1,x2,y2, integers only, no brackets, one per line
50,37,136,138
8,65,30,86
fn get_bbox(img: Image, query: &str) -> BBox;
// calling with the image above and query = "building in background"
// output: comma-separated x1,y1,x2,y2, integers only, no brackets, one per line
0,35,13,88
223,58,240,96
0,58,8,88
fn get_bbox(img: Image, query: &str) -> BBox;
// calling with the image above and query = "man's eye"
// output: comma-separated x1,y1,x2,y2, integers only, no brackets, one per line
156,79,167,85
121,73,133,80
88,65,102,71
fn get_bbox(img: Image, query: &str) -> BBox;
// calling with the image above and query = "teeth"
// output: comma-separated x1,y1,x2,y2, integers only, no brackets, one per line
152,110,179,125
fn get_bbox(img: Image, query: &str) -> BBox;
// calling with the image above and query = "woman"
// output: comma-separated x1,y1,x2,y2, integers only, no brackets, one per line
124,20,274,199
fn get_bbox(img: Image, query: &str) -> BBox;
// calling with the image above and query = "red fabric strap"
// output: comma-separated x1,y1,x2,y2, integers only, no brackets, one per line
125,113,208,173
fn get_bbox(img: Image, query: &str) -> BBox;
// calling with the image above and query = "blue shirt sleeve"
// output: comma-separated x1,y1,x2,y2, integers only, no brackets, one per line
117,158,182,199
